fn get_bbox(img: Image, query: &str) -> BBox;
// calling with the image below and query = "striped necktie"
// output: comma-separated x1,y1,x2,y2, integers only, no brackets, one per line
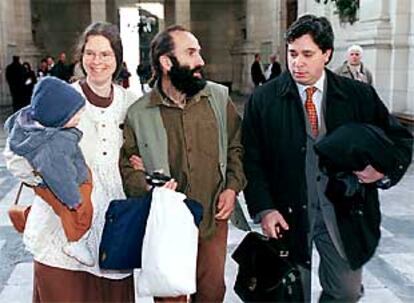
305,87,318,137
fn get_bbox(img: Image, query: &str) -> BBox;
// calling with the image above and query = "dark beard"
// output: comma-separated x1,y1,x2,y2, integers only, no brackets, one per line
168,56,207,97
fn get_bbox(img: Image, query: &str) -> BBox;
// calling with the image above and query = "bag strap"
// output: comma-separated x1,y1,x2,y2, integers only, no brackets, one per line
13,170,41,206
14,183,24,205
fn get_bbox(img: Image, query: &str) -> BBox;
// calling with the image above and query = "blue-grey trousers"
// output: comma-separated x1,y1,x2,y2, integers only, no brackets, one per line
299,208,363,302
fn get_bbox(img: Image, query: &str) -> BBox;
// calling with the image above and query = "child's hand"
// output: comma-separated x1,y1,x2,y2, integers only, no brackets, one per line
129,155,145,171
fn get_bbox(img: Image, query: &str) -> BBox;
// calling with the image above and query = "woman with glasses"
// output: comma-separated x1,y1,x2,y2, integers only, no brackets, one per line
4,22,137,302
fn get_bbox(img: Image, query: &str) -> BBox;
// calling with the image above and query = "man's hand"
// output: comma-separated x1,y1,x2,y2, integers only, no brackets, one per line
162,179,178,191
353,165,384,184
129,155,145,171
261,210,289,239
215,189,237,220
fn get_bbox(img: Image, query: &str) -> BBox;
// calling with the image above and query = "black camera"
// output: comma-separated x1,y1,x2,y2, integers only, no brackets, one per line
145,171,171,187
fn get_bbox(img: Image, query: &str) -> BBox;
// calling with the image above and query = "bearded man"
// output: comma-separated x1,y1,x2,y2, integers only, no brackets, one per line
119,25,246,303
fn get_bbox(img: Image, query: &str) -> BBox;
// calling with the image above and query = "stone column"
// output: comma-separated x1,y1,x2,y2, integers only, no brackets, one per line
0,1,13,107
387,0,412,113
1,0,40,108
405,0,414,114
231,42,257,94
231,0,261,94
175,0,190,29
14,0,41,70
91,0,106,22
356,0,392,104
164,0,175,26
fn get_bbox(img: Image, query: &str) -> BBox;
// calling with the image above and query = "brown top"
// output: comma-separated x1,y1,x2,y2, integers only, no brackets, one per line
80,80,114,108
120,85,246,237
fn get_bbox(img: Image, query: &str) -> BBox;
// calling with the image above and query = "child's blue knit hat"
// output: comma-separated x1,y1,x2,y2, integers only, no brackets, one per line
31,76,85,127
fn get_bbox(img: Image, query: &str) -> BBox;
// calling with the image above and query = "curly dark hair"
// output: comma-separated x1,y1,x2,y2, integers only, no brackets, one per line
74,22,123,80
285,14,334,63
149,25,189,86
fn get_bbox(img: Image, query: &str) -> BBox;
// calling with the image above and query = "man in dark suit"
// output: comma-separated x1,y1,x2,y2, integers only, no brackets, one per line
250,53,266,87
5,56,26,112
51,52,72,82
242,15,413,302
265,53,282,81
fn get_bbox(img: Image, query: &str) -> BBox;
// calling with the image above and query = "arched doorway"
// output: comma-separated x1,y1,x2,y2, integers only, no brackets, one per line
118,2,162,94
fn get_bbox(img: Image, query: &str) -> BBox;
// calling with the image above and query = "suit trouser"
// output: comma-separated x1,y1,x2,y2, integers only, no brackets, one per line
299,209,363,303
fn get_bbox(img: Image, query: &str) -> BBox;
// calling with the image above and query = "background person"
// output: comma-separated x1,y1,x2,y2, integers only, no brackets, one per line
335,44,373,85
46,55,55,74
5,56,26,112
264,53,282,81
250,53,266,87
136,62,150,93
22,61,37,107
116,61,131,88
51,52,72,82
37,58,50,80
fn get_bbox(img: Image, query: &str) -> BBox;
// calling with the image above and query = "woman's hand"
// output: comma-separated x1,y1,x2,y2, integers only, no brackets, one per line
129,155,145,171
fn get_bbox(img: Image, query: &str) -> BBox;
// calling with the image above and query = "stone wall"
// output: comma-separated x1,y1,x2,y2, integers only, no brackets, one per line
1,0,413,115
0,1,14,107
0,0,40,108
31,0,92,63
190,0,242,87
230,0,281,94
297,0,414,115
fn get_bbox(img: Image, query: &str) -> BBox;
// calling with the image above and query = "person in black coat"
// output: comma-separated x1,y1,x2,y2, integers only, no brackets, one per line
250,53,266,87
22,62,37,107
136,63,148,93
265,54,282,81
242,15,413,302
51,52,72,82
5,56,26,112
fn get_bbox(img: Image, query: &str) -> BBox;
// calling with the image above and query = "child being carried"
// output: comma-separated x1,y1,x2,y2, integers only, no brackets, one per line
4,76,94,266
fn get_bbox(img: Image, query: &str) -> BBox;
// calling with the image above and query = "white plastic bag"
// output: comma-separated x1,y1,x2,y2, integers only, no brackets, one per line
136,187,198,297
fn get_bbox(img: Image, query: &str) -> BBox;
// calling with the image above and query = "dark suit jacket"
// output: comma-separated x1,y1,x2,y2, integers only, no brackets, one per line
268,62,282,80
251,61,266,86
242,69,413,269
